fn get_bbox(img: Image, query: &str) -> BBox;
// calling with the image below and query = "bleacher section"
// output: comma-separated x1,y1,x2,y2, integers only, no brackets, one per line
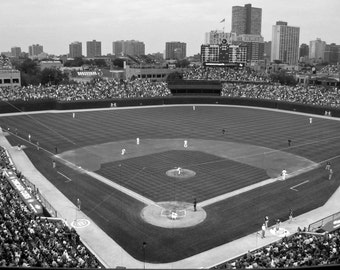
0,145,102,268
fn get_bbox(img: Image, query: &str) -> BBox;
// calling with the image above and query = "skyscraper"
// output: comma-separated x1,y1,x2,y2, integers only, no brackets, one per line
69,41,82,58
112,40,145,56
231,4,262,35
29,44,43,57
271,21,300,65
86,40,101,58
165,42,186,60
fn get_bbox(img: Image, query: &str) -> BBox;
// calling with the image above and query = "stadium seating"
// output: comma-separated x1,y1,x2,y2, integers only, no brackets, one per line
222,83,340,107
183,66,271,82
1,65,340,268
0,78,171,101
212,229,340,268
0,146,101,268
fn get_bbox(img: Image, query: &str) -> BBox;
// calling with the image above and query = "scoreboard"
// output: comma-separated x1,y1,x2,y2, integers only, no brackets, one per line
219,39,229,63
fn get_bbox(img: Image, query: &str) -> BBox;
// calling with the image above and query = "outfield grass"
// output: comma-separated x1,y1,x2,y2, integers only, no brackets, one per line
1,105,340,263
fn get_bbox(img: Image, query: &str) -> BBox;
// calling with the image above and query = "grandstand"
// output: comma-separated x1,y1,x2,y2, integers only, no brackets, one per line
0,145,102,268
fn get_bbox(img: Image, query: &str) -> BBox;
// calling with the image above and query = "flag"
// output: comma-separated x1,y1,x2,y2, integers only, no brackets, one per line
220,18,225,23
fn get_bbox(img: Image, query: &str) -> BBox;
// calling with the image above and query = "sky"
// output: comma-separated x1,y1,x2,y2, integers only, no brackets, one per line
1,0,340,56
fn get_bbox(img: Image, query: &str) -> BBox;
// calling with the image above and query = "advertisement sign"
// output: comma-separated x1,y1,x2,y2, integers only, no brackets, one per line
3,169,43,215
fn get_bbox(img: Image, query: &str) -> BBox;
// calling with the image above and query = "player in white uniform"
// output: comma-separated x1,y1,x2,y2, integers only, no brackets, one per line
184,140,188,148
329,169,333,180
261,224,266,238
281,169,287,180
121,148,126,155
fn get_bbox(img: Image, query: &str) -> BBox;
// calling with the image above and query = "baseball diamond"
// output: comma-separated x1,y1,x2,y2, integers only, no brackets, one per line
1,105,340,265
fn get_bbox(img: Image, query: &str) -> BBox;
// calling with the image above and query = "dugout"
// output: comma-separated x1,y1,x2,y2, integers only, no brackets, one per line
168,80,222,96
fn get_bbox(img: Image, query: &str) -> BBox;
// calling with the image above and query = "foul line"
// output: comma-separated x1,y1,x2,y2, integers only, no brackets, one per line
57,171,72,182
290,180,309,191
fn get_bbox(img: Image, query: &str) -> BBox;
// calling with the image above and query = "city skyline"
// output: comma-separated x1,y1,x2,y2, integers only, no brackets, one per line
1,0,339,57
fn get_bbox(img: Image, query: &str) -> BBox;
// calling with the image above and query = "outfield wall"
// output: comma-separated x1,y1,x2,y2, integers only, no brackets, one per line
0,97,339,117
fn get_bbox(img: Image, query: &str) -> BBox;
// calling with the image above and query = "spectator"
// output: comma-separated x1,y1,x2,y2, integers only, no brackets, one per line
0,146,101,268
213,229,340,269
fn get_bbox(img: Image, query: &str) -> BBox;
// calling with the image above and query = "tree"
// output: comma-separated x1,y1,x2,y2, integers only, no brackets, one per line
21,72,41,86
19,58,40,75
16,58,41,86
270,70,297,86
166,71,183,82
40,68,65,85
64,57,84,67
176,59,190,68
93,59,108,68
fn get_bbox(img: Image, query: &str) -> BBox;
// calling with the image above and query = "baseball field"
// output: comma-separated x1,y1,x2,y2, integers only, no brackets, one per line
1,105,340,263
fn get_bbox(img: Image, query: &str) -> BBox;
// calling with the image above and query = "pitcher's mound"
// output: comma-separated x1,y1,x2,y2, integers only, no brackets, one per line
141,201,206,228
166,168,196,179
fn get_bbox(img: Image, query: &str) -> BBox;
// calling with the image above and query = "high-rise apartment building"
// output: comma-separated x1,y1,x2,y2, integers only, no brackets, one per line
29,44,43,57
112,41,124,57
231,4,262,35
309,38,326,62
86,40,101,58
69,41,82,58
299,43,309,62
264,41,272,63
324,43,340,64
299,44,309,58
165,42,186,60
11,47,21,58
112,40,145,56
271,21,300,65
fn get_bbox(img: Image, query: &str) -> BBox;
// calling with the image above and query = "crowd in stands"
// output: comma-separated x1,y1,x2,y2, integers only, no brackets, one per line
183,66,271,82
214,229,340,268
0,78,171,101
127,54,161,67
0,146,101,268
319,64,340,75
222,83,340,108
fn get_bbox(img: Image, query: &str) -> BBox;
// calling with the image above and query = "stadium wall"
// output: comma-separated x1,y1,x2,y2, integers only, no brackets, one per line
0,97,339,117
0,99,56,114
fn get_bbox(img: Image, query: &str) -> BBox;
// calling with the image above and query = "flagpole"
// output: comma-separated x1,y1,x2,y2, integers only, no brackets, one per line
219,18,226,33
